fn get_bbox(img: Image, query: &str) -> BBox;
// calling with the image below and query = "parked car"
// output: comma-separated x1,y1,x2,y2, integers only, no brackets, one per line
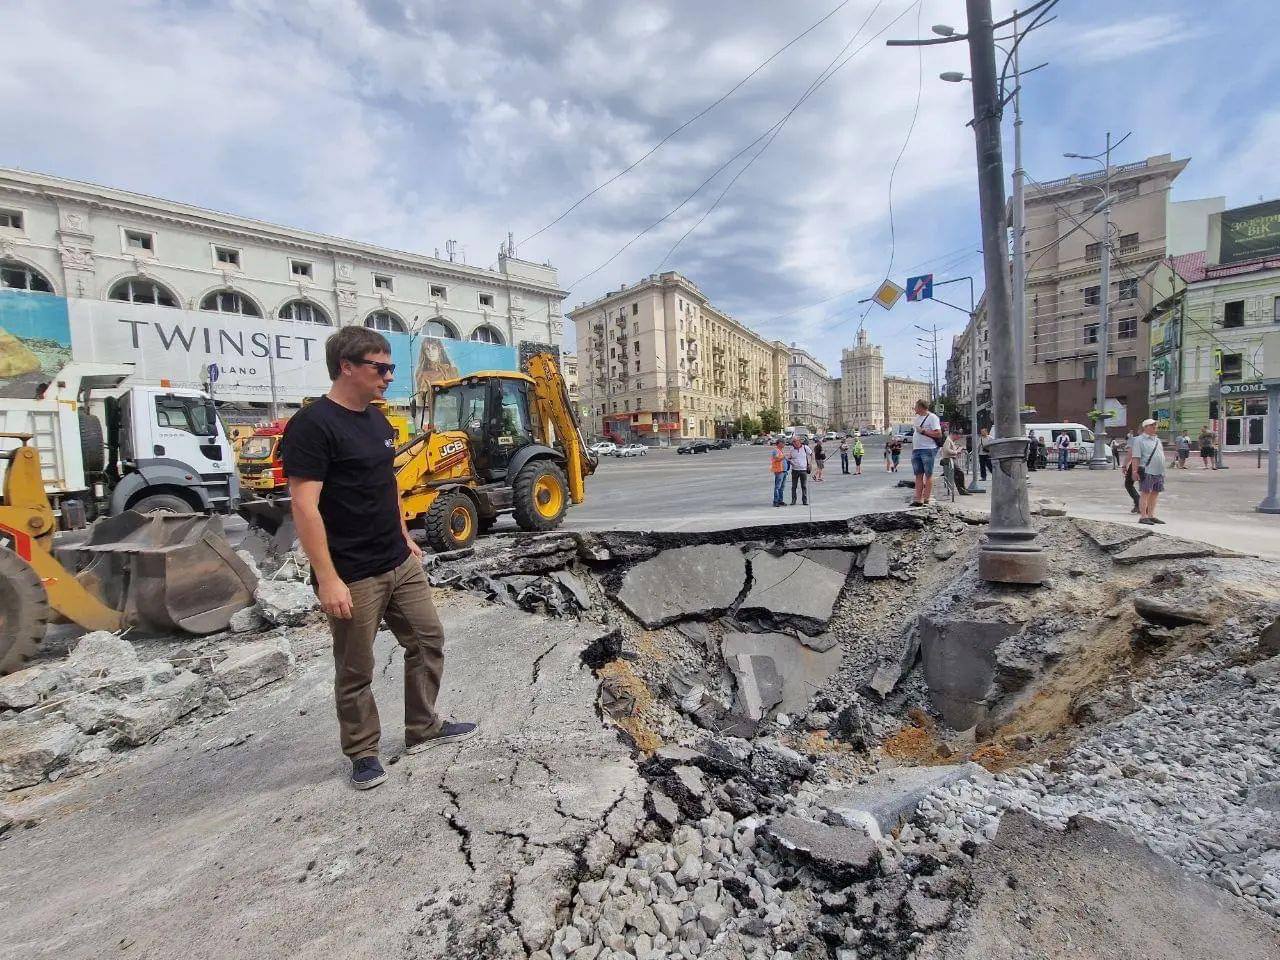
711,437,732,450
751,436,767,445
677,439,712,454
589,441,618,456
617,443,648,457
1025,422,1097,465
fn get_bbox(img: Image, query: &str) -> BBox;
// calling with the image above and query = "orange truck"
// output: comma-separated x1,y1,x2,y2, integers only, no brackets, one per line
236,420,289,495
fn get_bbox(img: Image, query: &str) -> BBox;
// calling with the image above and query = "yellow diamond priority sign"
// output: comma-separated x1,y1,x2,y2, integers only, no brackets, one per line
872,279,904,310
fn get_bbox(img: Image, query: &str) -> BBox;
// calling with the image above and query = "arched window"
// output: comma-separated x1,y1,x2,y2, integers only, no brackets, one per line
109,277,177,307
200,289,261,317
425,317,457,339
278,299,331,325
0,259,53,293
365,309,406,332
470,325,504,345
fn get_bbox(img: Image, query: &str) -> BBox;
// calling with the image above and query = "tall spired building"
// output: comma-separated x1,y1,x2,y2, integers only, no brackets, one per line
841,329,885,429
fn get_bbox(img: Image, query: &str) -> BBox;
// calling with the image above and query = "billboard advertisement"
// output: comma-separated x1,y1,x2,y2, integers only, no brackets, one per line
1,294,519,403
1214,199,1280,266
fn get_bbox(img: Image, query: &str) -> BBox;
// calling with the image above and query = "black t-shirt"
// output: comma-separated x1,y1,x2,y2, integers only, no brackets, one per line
280,396,408,584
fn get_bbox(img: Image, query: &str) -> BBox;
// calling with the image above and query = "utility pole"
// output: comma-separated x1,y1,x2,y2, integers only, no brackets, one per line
914,323,941,400
963,0,1043,582
1010,13,1027,417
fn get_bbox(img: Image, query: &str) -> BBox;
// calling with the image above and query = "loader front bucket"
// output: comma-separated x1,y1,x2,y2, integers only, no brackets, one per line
58,511,258,635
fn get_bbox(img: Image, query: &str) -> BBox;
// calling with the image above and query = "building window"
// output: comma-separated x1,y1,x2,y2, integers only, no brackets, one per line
1221,353,1243,382
1084,360,1097,380
374,274,394,292
1117,317,1137,339
1274,297,1280,324
278,299,331,325
1083,285,1100,306
0,209,23,231
429,283,446,299
108,277,177,307
1119,232,1139,255
1085,241,1101,262
123,228,155,254
426,317,457,339
1118,278,1138,301
633,341,639,352
479,293,494,308
1084,323,1098,344
1223,300,1244,328
200,289,261,316
632,303,638,315
634,360,640,372
609,348,615,359
290,259,313,279
0,259,53,293
214,246,241,268
1117,356,1136,377
470,325,504,344
365,309,406,332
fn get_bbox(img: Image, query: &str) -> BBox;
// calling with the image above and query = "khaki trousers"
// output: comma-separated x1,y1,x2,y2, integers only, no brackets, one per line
326,556,445,759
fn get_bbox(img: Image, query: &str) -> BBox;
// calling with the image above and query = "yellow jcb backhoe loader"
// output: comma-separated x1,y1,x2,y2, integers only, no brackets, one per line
238,351,596,557
0,432,258,673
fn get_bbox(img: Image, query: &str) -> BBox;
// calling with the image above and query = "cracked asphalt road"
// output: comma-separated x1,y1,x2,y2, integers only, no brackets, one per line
0,594,642,960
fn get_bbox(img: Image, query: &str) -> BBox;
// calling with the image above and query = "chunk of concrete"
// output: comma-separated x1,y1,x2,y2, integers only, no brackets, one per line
819,763,986,840
762,815,879,883
227,606,266,634
721,631,841,721
613,545,747,628
212,637,293,699
255,580,318,627
68,632,139,674
919,615,1022,730
0,719,82,790
0,664,73,711
63,672,207,746
550,570,592,611
1261,615,1280,656
1073,518,1150,554
1111,535,1216,565
1133,593,1214,627
867,621,921,699
862,541,890,579
738,550,850,634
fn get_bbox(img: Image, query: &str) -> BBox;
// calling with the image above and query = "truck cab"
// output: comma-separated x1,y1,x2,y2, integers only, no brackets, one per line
237,420,288,495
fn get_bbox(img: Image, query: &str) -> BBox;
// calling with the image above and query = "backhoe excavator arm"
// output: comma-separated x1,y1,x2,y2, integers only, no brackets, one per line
525,353,595,504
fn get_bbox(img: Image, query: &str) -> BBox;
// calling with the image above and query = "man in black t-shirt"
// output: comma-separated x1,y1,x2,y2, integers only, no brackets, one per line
281,327,476,790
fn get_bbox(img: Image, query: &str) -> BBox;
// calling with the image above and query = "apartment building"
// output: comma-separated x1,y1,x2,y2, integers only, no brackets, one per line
884,375,934,428
840,329,885,430
945,293,991,427
827,377,844,430
568,272,787,441
787,343,830,428
1022,153,1188,431
560,351,581,416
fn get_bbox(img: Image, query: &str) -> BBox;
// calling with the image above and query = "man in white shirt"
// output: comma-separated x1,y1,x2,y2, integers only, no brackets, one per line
785,436,810,506
911,399,943,506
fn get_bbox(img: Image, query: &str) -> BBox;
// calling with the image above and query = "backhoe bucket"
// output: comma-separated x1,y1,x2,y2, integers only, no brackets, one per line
236,495,297,569
57,511,258,635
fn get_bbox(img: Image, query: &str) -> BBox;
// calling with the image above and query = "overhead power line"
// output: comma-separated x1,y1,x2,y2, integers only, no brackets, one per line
520,0,858,246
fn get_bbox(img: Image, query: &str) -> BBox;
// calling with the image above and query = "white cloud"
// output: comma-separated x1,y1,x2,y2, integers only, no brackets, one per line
1054,14,1195,63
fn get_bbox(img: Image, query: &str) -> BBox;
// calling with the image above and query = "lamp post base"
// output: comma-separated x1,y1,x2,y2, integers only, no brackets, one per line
1087,457,1112,470
979,545,1049,584
980,436,1046,585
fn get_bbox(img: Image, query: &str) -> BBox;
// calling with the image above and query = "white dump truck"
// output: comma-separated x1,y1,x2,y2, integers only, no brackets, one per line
0,361,239,524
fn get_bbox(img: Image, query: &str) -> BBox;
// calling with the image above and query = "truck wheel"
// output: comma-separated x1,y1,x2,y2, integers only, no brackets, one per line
0,549,51,673
131,493,197,515
424,491,478,553
512,460,568,531
78,410,105,473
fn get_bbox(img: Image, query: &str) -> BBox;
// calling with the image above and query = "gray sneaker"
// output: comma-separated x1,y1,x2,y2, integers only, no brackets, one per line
350,756,387,790
406,721,479,755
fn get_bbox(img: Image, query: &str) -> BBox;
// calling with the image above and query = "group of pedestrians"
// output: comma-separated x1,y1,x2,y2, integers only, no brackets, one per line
768,432,866,507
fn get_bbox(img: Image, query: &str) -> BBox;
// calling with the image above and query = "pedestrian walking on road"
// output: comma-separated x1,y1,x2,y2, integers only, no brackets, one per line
1123,452,1141,513
1056,431,1070,470
838,437,850,474
282,327,477,792
1132,418,1167,525
1026,429,1038,472
1198,426,1217,469
851,436,864,475
769,438,788,507
1111,436,1124,469
1175,431,1191,469
890,437,903,472
911,399,943,507
978,427,992,481
813,440,826,481
940,430,970,495
786,436,810,505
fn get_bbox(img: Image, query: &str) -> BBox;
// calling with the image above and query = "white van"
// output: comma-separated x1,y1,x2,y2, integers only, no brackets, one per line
1025,422,1097,466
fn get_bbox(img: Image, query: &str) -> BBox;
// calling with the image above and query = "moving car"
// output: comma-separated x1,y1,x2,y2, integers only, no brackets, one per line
617,443,648,457
677,439,712,455
589,441,618,457
711,438,732,450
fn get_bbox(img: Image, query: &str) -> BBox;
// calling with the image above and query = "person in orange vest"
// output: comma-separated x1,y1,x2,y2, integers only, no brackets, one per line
769,438,789,507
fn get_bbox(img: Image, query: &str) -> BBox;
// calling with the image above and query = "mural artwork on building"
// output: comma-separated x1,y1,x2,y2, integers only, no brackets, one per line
0,291,72,398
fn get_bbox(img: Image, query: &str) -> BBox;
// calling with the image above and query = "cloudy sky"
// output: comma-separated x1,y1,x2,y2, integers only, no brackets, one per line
3,0,1277,381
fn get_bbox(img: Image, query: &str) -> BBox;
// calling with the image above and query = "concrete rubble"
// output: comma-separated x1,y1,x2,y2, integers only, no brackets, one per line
4,510,1280,959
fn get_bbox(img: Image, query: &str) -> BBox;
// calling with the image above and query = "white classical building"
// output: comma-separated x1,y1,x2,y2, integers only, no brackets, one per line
787,343,830,428
0,167,565,407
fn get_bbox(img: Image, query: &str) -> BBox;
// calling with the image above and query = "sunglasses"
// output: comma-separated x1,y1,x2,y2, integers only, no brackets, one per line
352,359,396,376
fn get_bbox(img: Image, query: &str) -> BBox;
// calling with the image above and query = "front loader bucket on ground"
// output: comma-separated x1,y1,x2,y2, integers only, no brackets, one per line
59,511,258,635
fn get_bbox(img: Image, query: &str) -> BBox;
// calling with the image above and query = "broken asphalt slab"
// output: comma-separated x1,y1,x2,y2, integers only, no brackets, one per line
818,763,986,841
0,596,644,960
612,544,747,628
738,549,852,633
919,615,1023,730
721,630,841,722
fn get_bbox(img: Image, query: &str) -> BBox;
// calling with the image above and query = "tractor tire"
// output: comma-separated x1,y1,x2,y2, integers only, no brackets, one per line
512,460,569,532
0,548,51,674
131,493,198,515
79,410,105,474
424,491,479,553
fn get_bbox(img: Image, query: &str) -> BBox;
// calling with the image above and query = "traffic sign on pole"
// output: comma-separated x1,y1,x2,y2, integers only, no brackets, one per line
207,362,220,384
872,280,905,310
906,274,934,302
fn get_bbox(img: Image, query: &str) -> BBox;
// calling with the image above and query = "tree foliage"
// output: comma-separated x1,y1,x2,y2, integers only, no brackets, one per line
759,407,783,433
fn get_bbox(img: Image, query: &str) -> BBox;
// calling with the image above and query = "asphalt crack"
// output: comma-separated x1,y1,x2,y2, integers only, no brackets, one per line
530,640,561,685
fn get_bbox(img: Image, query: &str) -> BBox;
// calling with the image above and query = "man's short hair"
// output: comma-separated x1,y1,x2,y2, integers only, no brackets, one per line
325,326,392,379
915,399,930,410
